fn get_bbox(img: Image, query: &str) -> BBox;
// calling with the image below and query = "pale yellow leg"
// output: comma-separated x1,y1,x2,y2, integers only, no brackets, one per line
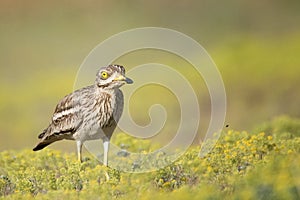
103,140,110,181
103,140,109,166
77,141,83,162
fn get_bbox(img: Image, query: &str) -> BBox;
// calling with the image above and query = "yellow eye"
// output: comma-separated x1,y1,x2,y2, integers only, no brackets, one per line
101,71,108,79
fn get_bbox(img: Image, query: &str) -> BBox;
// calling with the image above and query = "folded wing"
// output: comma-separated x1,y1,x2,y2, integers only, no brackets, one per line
33,92,83,151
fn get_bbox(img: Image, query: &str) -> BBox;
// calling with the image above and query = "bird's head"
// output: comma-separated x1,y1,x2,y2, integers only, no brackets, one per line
95,64,133,89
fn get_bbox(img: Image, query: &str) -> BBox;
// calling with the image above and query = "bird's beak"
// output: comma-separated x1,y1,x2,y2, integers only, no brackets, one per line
114,75,133,84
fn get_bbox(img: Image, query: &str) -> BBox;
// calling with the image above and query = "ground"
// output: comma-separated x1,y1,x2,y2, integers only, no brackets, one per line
1,116,300,199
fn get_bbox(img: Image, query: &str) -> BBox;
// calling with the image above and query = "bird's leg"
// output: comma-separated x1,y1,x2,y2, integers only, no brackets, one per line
76,140,83,162
103,139,110,166
103,139,110,181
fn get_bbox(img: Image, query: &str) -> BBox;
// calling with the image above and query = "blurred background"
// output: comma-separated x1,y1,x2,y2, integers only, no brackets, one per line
0,0,299,151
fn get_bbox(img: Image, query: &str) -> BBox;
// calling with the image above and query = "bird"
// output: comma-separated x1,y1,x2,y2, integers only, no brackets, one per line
33,64,133,166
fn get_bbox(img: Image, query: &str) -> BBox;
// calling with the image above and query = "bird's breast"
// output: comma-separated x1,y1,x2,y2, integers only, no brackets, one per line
96,92,114,128
74,89,123,141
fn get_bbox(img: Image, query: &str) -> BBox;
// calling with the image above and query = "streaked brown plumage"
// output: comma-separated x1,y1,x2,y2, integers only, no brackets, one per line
33,64,133,166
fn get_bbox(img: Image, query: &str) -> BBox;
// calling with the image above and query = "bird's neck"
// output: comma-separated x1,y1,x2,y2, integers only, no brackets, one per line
96,85,119,96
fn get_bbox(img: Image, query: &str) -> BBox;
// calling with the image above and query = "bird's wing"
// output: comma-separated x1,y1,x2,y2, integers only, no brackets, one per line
52,92,83,134
33,86,95,152
39,92,83,140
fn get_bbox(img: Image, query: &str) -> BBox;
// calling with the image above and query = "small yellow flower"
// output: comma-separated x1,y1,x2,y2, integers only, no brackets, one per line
246,141,252,147
251,135,257,140
267,136,273,140
224,149,229,154
259,132,265,137
239,145,246,151
207,166,213,172
232,152,237,157
242,156,248,160
141,150,148,155
163,181,171,187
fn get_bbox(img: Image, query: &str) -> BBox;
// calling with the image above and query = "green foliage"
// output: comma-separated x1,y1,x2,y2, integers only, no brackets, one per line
0,121,300,199
253,115,300,139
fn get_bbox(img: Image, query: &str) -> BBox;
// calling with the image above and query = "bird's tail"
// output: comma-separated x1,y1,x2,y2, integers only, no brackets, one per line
33,128,59,151
33,141,52,151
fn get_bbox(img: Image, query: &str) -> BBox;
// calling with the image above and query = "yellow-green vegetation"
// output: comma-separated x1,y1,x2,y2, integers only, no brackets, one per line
1,117,299,199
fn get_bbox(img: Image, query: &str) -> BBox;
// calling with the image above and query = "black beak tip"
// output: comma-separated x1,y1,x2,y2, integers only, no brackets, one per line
126,77,133,84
